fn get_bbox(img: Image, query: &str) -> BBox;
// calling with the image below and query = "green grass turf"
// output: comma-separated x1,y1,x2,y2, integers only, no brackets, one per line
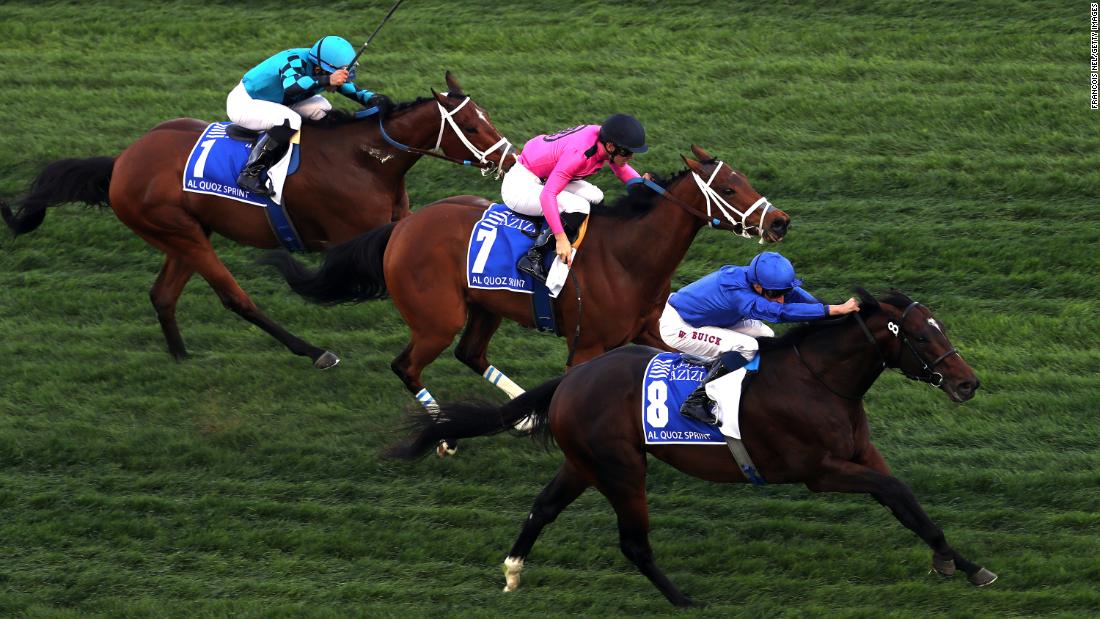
0,1,1096,616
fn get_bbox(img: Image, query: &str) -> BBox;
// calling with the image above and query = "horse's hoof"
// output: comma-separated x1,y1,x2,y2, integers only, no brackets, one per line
968,567,998,587
313,351,340,370
931,555,956,577
436,440,458,458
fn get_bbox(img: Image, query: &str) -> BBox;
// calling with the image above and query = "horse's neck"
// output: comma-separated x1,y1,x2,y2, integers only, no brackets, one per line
798,320,886,400
597,189,704,292
381,103,444,154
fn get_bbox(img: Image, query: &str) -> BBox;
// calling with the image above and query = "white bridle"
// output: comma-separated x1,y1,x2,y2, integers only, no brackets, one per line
434,96,516,179
690,161,774,240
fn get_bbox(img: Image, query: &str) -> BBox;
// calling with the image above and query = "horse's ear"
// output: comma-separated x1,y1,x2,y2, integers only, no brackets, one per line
431,88,449,104
444,71,464,95
853,286,879,310
690,144,714,161
680,153,704,174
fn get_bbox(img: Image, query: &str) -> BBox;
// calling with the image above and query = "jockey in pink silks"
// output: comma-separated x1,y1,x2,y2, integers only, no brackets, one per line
501,113,651,281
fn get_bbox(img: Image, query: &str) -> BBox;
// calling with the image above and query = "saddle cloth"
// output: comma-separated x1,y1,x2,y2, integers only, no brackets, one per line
641,352,760,444
182,122,299,207
466,203,552,294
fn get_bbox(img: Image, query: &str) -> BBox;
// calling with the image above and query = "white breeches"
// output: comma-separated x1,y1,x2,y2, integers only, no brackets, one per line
226,81,331,132
658,301,774,361
501,162,603,217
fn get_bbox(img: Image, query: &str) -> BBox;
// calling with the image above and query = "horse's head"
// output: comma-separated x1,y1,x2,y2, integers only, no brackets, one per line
859,289,980,403
430,71,517,179
678,145,789,243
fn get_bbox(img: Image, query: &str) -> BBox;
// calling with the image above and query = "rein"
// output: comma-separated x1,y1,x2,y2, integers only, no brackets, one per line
627,164,773,241
362,97,516,178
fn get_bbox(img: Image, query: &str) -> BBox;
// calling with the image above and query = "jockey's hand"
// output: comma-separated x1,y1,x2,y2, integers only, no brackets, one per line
828,297,860,316
642,173,653,181
329,69,350,87
554,233,572,266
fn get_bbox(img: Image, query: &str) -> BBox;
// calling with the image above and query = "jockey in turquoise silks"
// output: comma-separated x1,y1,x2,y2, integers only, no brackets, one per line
226,35,393,196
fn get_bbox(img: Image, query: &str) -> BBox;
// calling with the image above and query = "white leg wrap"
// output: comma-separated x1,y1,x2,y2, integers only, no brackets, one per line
502,556,524,592
415,387,440,413
483,365,526,399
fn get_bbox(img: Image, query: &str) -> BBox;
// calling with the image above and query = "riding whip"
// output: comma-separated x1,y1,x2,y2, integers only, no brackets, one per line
349,0,405,69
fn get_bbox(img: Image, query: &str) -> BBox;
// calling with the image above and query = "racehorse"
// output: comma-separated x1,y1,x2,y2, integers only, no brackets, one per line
263,145,790,413
1,72,515,368
386,289,995,606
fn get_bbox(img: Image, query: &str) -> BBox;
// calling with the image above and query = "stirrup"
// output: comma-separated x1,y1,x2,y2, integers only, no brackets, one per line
680,392,717,425
237,168,273,196
517,254,547,282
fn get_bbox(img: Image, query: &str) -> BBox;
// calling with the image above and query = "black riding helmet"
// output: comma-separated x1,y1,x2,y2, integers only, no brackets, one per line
598,113,648,154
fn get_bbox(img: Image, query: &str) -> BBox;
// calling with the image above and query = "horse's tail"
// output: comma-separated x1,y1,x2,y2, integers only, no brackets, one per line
385,375,565,460
1,157,115,237
260,222,395,304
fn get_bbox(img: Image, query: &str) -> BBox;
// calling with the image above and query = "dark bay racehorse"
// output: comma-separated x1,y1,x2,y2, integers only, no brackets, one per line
1,72,514,368
387,290,995,606
264,145,790,409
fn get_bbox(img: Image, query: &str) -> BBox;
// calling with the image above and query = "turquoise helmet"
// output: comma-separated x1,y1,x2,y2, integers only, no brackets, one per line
308,36,356,73
747,252,802,291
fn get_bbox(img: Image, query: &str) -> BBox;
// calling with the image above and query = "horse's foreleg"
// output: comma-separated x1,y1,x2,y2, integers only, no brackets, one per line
503,462,589,593
807,456,997,587
150,255,195,360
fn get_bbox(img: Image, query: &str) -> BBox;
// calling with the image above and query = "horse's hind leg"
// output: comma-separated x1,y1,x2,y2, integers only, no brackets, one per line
807,453,997,587
128,216,337,368
150,254,195,360
454,304,525,399
502,461,589,593
594,447,695,606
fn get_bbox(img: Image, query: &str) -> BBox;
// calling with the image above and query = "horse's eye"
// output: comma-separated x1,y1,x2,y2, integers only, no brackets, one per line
464,126,477,134
721,187,734,196
916,335,929,343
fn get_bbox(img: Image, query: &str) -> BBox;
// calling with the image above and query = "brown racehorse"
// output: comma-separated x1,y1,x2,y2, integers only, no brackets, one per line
263,146,790,414
386,289,996,606
0,72,515,368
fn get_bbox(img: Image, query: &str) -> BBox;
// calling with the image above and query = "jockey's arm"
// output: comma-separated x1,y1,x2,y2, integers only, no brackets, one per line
280,57,324,100
609,160,641,184
337,82,375,105
742,295,828,323
785,287,819,304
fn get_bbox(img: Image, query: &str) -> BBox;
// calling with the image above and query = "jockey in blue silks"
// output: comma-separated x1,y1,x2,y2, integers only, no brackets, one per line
658,251,861,422
226,35,393,196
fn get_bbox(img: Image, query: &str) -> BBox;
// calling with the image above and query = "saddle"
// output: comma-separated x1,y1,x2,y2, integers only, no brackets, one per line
226,124,262,143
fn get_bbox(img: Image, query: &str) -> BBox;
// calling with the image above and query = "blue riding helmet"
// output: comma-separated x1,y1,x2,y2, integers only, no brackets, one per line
308,36,357,74
748,252,802,291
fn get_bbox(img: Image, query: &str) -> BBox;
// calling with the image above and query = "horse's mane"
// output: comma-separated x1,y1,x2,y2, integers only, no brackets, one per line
301,94,463,128
756,288,915,352
591,164,703,220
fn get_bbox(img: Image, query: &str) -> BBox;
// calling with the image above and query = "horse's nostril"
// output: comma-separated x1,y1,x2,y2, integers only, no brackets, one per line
957,380,976,395
771,218,789,233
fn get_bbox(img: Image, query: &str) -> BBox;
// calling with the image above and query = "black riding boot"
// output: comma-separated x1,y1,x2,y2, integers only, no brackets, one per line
517,227,555,282
561,211,588,243
237,124,293,197
679,352,751,425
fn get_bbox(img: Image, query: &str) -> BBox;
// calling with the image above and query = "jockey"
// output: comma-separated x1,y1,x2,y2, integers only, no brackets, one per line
226,35,393,196
501,113,652,282
659,251,861,422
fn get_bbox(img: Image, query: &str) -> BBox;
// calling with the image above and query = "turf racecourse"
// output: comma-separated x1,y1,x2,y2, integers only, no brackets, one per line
1,0,1097,616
